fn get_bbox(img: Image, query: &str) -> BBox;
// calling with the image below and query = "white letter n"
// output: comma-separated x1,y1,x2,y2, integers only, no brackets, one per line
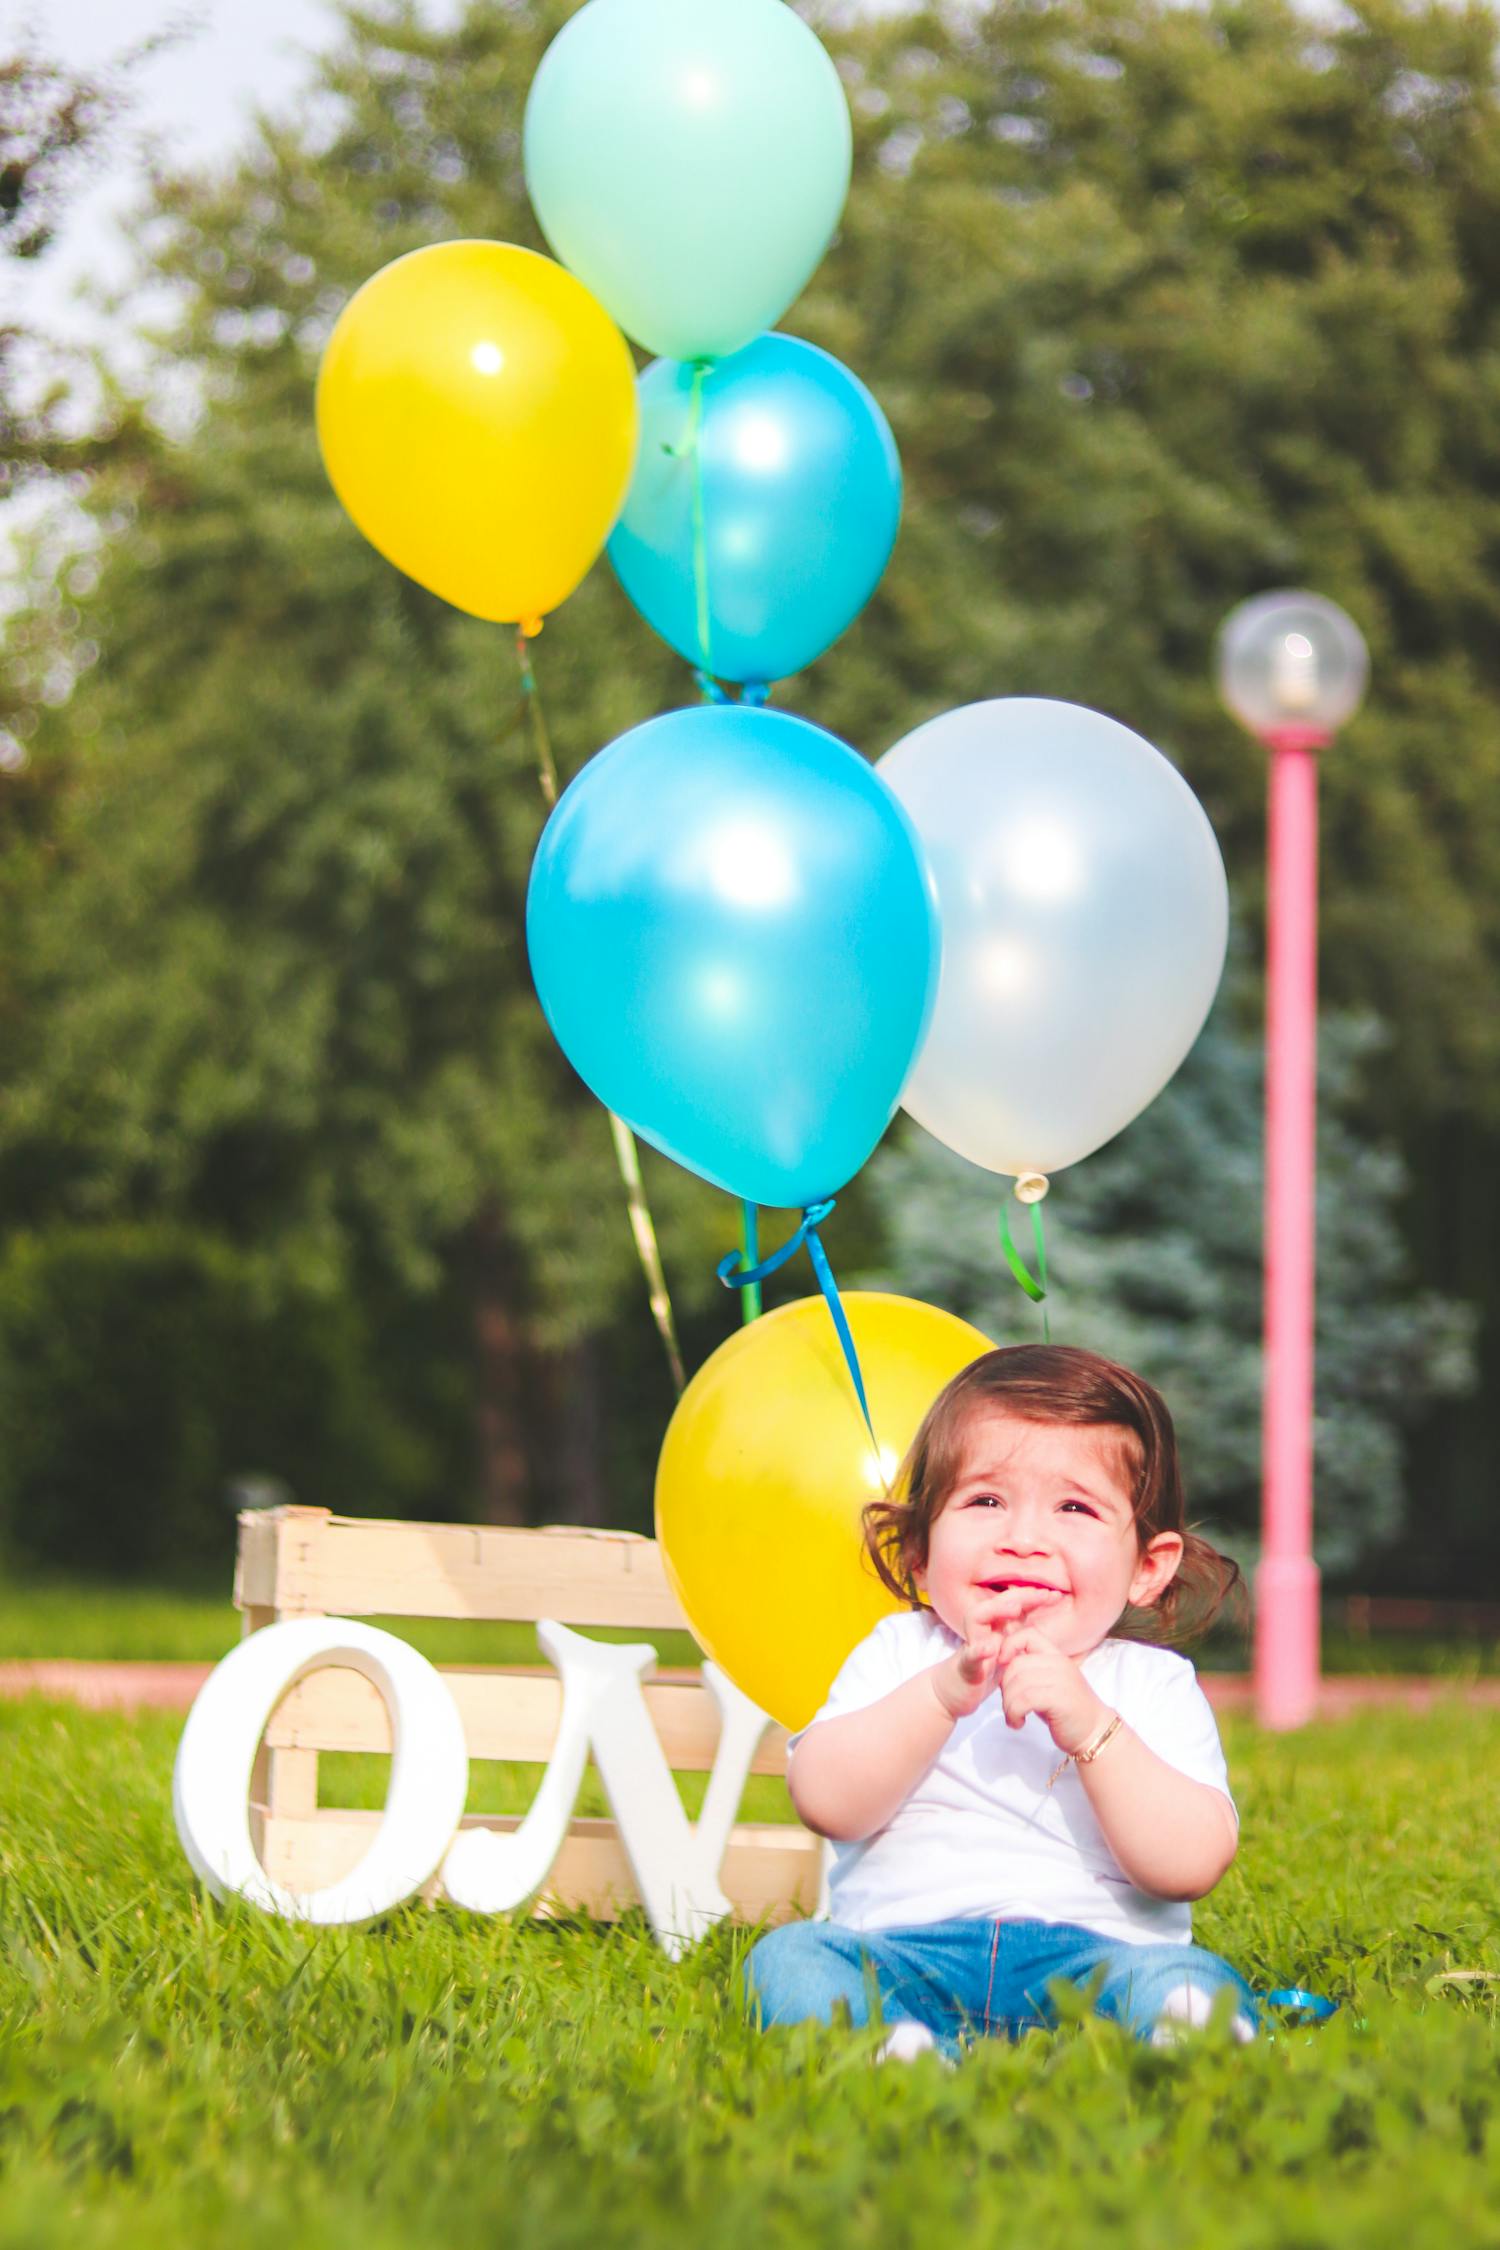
439,1620,772,1958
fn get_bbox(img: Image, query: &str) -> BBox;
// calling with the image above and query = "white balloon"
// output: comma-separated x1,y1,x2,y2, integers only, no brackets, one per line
878,698,1228,1177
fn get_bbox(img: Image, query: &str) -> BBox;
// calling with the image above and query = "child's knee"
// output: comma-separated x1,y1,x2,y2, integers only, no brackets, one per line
744,1921,824,2021
1093,1942,1256,2044
1148,1974,1258,2047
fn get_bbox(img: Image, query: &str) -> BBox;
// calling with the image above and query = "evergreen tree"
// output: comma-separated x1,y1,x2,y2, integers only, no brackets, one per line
866,986,1475,1577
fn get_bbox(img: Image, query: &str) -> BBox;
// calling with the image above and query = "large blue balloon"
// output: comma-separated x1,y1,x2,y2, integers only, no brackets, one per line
526,705,938,1209
608,335,902,687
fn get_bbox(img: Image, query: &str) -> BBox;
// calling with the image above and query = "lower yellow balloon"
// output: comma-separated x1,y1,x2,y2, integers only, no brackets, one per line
316,240,638,626
656,1293,992,1732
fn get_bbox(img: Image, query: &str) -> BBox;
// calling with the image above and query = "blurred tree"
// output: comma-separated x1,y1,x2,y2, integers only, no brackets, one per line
0,3,751,1529
0,31,164,488
1,39,120,480
3,0,1500,1559
0,1223,440,1578
865,985,1475,1579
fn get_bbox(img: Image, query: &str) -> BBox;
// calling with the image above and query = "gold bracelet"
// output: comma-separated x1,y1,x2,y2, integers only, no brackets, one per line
1074,1711,1123,1764
1047,1710,1124,1790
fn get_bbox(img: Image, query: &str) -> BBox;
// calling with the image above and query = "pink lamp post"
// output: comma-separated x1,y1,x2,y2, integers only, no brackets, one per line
1216,593,1369,1729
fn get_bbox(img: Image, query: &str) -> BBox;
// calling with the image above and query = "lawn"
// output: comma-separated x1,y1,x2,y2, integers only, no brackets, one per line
3,1571,1498,1677
1,1674,1498,2247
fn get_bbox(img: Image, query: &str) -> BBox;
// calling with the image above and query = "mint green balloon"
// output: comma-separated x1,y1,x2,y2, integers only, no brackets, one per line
524,0,852,363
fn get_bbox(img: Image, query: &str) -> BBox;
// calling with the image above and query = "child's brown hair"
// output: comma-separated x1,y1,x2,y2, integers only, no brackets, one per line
862,1343,1242,1645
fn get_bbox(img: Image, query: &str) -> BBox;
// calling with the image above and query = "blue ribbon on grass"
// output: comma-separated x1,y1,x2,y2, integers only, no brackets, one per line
1261,1988,1338,2022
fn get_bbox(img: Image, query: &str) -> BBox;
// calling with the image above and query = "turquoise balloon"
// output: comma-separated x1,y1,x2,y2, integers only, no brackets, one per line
523,0,851,362
608,335,902,686
526,705,939,1210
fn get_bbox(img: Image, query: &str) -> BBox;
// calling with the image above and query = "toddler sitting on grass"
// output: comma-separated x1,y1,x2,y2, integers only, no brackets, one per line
747,1343,1256,2058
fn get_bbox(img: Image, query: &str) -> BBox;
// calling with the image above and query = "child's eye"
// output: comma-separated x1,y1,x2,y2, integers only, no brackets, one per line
1059,1500,1097,1516
965,1494,1001,1509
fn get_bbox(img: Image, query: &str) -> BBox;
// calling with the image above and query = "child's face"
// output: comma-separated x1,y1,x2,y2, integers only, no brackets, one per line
914,1410,1183,1659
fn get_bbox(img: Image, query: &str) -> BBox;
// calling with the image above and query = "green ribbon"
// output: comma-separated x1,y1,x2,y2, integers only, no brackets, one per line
719,1199,876,1448
999,1196,1051,1342
739,1200,761,1324
689,360,712,677
662,359,714,678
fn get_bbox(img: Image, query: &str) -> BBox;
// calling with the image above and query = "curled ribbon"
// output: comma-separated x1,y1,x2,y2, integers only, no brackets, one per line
1261,1988,1338,2022
694,672,769,708
998,1195,1051,1341
718,1198,877,1451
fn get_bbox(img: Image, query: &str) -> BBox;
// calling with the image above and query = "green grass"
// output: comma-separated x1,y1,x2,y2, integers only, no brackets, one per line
0,1578,700,1669
3,1573,1497,1678
2,1692,1499,2248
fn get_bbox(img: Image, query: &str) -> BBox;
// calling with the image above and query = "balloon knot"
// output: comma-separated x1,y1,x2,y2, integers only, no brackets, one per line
1014,1171,1050,1205
519,614,544,641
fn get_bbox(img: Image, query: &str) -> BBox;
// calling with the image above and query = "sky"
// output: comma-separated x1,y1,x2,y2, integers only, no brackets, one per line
9,0,324,345
4,0,459,350
0,1,418,606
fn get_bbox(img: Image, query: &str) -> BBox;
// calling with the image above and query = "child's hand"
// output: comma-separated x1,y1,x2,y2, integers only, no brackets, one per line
930,1589,1033,1721
994,1621,1110,1755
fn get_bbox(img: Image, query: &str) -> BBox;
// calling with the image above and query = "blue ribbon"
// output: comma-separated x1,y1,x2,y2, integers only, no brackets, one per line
1260,1988,1338,2022
718,1198,877,1448
1268,1989,1340,2025
693,671,769,708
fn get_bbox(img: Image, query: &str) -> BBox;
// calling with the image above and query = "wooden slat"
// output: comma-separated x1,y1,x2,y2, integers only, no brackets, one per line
262,1662,790,1775
236,1508,692,1630
234,1516,285,1615
257,1809,821,1923
266,1747,319,1819
232,1508,815,1925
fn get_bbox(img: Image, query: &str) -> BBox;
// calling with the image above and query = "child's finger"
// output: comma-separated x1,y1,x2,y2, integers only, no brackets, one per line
975,1587,1034,1628
958,1635,1002,1685
996,1625,1049,1668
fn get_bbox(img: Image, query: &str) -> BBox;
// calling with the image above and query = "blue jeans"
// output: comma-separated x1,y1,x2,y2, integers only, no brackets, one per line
746,1917,1258,2050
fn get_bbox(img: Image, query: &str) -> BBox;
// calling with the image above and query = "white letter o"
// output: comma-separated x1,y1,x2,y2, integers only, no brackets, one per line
172,1618,469,1925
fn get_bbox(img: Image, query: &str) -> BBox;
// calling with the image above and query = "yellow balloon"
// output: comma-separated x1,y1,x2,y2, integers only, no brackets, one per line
316,240,638,627
656,1294,992,1731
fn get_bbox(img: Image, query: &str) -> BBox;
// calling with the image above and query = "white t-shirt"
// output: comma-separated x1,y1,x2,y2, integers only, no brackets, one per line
793,1609,1236,1947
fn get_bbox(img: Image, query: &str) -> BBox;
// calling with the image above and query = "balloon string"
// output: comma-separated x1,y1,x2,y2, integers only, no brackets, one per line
739,1200,761,1323
514,627,560,809
998,1195,1051,1343
515,633,685,1395
609,1112,687,1396
719,1199,876,1448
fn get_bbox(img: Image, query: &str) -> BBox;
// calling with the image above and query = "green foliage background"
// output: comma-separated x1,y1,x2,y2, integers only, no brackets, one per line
3,0,1500,1577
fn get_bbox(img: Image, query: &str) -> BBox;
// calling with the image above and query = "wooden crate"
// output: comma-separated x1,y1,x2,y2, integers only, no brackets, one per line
235,1504,821,1923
